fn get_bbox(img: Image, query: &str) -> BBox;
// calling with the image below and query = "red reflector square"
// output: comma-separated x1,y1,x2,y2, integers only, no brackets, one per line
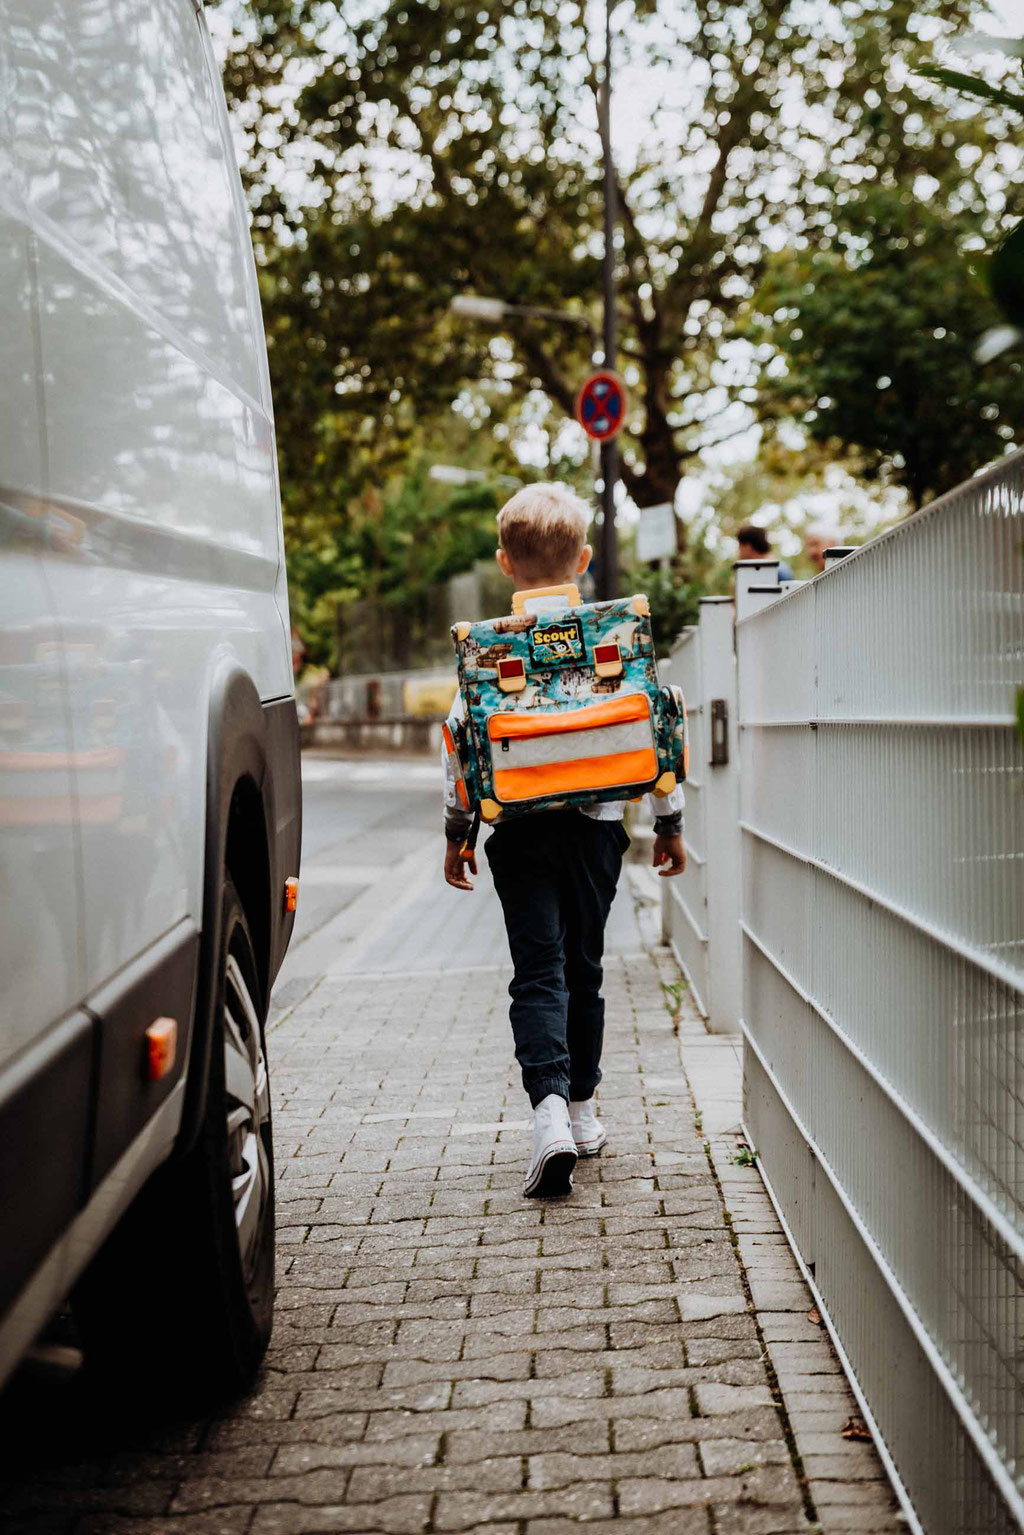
498,658,525,677
594,643,620,664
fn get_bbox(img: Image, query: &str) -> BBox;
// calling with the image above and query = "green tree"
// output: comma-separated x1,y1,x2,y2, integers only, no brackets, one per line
747,13,1024,508
919,29,1024,360
753,191,1024,508
217,0,996,542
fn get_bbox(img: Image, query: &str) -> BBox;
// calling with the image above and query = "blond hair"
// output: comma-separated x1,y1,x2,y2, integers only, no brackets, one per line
497,483,591,570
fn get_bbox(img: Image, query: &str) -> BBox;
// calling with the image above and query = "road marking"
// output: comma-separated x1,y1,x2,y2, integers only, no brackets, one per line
298,865,381,886
301,757,440,785
362,1109,457,1124
323,839,438,975
358,1110,530,1136
450,1120,530,1136
317,962,510,982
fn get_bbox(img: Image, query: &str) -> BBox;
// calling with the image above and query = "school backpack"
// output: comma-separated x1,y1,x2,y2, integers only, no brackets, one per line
444,583,687,825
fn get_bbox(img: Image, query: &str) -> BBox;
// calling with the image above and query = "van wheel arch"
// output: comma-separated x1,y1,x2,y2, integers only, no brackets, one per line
176,665,271,1161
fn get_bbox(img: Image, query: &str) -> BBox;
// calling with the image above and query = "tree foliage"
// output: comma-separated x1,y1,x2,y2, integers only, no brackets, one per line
210,0,1023,658
218,0,999,514
751,195,1024,508
749,15,1024,506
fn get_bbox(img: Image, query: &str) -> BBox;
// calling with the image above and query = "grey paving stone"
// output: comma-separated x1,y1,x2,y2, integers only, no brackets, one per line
694,1382,776,1414
527,1516,709,1535
0,855,899,1535
250,1492,433,1533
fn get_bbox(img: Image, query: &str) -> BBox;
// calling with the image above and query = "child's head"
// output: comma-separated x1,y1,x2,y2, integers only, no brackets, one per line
496,483,593,590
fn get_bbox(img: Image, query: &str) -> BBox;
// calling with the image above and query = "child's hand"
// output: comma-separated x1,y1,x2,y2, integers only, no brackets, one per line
444,839,477,891
653,833,686,877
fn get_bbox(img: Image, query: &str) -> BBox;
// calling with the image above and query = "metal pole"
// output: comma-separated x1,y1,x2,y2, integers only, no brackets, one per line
598,0,618,599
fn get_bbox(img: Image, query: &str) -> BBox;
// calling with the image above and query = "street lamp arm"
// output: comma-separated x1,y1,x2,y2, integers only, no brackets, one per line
508,304,599,350
450,293,598,354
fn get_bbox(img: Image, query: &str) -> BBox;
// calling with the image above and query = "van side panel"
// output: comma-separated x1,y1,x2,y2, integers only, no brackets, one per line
0,10,96,1346
9,0,264,404
0,205,84,1058
6,0,292,1003
0,0,300,1380
0,1011,93,1317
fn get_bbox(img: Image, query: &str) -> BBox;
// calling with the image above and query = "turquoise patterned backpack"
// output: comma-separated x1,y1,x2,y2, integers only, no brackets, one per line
443,584,687,825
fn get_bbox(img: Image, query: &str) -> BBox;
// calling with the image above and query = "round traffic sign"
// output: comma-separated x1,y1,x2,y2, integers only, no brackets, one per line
575,370,628,442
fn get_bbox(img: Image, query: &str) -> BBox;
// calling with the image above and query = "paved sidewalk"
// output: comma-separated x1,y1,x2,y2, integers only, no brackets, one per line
1,940,900,1534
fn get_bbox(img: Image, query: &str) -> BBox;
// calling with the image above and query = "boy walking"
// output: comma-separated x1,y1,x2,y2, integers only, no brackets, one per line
443,484,686,1198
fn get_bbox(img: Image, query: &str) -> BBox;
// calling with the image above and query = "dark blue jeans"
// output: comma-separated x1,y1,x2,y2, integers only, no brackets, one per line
485,811,629,1108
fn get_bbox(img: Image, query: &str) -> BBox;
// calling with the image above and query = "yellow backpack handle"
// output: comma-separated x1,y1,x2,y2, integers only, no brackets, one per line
510,583,581,614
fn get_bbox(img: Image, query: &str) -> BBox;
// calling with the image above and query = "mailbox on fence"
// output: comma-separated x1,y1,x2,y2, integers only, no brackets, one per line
709,700,729,766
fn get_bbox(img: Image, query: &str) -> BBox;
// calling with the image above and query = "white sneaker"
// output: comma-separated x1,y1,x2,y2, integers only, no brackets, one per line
569,1098,607,1156
524,1094,577,1198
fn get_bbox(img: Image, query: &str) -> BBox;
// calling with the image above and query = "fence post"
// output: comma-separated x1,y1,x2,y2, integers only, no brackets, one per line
696,597,742,1033
734,558,779,622
660,627,709,1012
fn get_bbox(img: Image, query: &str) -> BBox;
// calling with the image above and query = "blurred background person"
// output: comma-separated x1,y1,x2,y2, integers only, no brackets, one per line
736,523,794,582
804,523,842,574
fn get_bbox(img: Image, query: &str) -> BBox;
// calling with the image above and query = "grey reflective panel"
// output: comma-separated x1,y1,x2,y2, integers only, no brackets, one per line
0,0,290,997
495,716,655,771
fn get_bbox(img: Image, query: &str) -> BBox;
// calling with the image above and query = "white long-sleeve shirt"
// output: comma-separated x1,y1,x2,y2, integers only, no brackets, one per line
442,689,685,839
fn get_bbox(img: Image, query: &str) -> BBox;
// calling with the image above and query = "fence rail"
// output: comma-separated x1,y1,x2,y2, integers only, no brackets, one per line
735,452,1024,1534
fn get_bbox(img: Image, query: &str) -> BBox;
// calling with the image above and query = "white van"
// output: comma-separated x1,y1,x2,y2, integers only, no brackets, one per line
0,0,301,1397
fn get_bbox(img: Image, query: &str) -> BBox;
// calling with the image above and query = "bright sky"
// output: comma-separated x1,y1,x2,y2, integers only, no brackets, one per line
987,0,1024,33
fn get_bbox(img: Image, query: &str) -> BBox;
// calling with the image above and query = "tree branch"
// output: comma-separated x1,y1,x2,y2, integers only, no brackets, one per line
515,328,579,417
677,420,754,459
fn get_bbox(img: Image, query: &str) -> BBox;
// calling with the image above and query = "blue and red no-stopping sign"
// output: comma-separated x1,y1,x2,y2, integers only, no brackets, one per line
576,370,628,441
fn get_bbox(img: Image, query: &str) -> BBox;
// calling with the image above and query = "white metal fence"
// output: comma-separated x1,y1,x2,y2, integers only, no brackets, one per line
734,454,1024,1533
660,597,742,1032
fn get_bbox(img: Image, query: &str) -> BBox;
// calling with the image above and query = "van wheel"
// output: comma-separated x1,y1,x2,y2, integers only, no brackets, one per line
73,877,275,1406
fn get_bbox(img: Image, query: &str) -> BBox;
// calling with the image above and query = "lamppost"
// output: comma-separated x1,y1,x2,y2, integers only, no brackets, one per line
450,0,621,597
597,0,618,599
428,463,521,490
450,295,599,357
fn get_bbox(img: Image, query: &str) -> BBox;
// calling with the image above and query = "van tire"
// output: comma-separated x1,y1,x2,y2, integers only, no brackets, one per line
73,877,275,1406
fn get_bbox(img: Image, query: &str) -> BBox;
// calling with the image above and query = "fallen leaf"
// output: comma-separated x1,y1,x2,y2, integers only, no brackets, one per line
841,1415,873,1443
807,1307,822,1326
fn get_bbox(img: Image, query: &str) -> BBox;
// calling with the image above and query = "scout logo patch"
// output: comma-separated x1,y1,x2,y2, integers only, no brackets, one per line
530,616,585,666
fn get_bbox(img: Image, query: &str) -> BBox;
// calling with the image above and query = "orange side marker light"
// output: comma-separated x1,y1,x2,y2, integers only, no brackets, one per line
145,1017,177,1082
284,876,299,913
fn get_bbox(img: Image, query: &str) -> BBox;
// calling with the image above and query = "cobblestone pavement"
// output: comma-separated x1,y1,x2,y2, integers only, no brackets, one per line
0,758,902,1534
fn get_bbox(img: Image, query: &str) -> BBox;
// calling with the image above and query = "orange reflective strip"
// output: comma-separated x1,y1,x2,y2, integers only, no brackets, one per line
456,779,469,809
442,723,454,754
0,747,124,771
0,797,77,825
493,747,658,803
488,692,649,742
